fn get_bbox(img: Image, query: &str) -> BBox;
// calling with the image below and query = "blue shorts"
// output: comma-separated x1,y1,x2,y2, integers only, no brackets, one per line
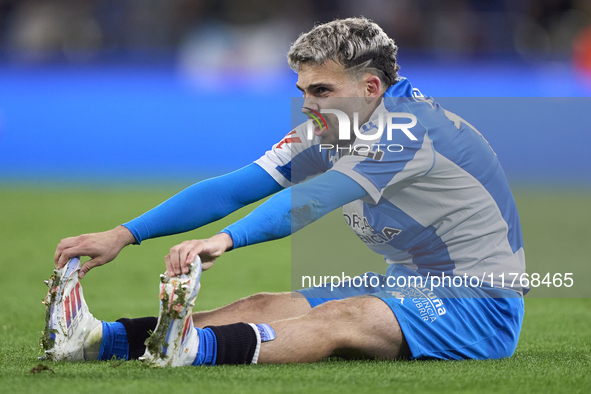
297,264,524,360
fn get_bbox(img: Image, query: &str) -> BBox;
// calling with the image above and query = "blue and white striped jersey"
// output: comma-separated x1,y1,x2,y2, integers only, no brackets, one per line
255,78,526,294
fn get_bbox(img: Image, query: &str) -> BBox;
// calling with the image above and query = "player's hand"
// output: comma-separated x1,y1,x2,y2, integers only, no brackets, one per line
54,226,137,278
165,233,234,276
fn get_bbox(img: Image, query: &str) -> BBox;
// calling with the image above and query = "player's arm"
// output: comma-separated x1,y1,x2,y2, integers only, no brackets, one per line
165,170,367,275
55,163,283,277
122,163,282,243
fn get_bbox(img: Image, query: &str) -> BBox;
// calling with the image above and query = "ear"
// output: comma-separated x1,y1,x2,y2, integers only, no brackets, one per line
363,74,382,97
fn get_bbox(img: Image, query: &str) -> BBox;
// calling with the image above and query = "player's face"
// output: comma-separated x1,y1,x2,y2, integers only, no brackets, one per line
296,61,381,146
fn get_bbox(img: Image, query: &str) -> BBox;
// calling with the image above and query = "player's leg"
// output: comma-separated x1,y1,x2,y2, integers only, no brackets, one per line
41,259,405,365
192,292,311,327
143,289,408,365
151,270,409,365
40,257,310,363
258,296,410,363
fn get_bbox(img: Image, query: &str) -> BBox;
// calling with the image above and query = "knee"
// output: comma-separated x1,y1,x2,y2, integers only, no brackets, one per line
308,299,360,327
303,300,365,348
305,297,405,355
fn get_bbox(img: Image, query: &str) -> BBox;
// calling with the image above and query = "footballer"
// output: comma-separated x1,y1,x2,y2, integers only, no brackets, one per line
44,17,526,366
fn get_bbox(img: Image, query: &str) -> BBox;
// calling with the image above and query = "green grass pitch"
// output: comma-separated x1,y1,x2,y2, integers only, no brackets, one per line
0,185,589,394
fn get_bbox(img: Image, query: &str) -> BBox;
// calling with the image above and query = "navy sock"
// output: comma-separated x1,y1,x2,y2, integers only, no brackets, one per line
98,322,129,360
116,317,158,359
199,322,279,365
99,319,275,365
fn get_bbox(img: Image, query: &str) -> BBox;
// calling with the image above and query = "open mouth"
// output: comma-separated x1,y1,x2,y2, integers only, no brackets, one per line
313,122,325,136
304,107,328,137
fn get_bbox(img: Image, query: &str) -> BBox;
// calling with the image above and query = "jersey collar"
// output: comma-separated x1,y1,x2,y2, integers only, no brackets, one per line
383,77,414,98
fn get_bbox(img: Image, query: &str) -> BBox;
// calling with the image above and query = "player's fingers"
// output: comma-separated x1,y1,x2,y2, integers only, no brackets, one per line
164,254,175,277
56,234,95,268
184,248,201,273
182,240,206,273
54,246,63,266
55,250,64,268
79,257,104,279
168,244,185,276
177,243,196,275
178,242,194,274
168,240,202,276
57,246,82,269
54,236,79,266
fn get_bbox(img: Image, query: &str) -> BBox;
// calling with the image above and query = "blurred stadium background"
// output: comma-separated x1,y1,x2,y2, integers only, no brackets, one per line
0,4,589,391
0,0,590,184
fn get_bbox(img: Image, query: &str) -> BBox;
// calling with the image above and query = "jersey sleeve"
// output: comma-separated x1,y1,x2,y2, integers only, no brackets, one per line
122,163,282,243
222,170,367,248
255,123,330,188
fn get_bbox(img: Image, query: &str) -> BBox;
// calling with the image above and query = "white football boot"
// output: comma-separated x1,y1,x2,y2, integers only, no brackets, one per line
41,257,102,361
141,256,202,367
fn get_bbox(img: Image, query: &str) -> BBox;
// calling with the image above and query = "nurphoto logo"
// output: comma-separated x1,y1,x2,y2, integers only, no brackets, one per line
304,107,419,154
